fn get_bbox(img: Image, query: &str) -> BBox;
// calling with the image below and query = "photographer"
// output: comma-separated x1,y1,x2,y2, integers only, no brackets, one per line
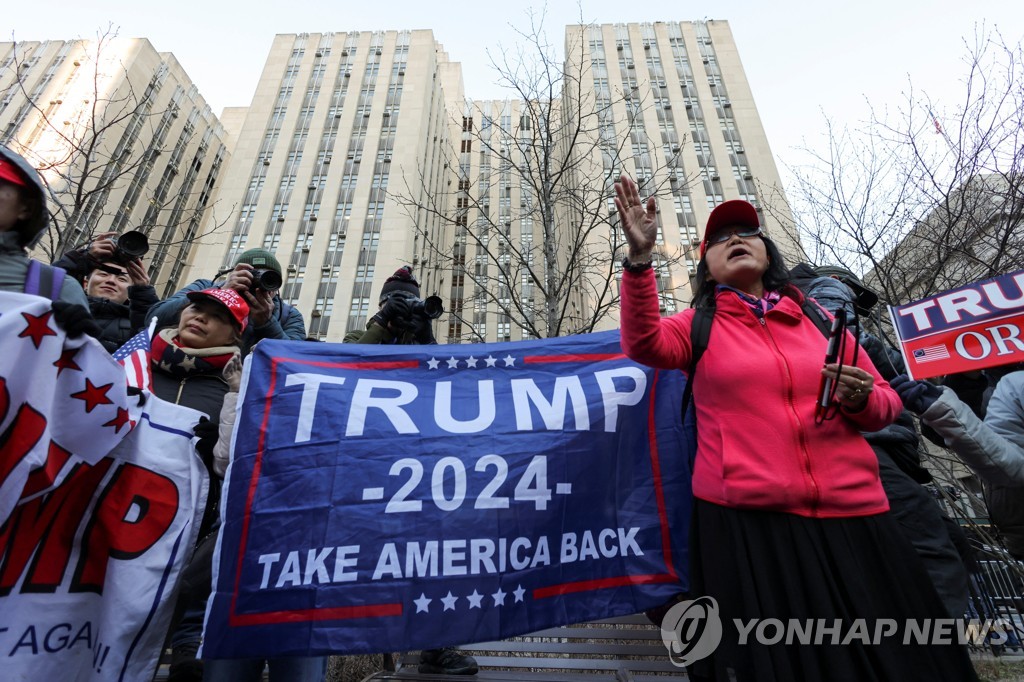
54,232,158,353
149,248,305,354
342,266,476,676
344,265,439,345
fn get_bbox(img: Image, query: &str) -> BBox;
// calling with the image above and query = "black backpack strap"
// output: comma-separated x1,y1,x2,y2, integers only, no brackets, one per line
800,297,834,340
680,304,715,422
25,260,68,302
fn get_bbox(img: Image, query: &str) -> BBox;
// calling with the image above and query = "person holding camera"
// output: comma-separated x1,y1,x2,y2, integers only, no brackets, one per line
342,267,475,676
149,248,306,354
343,265,440,345
52,231,159,354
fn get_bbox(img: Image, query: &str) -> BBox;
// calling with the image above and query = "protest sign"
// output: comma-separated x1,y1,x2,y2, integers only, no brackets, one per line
889,270,1024,380
0,392,207,681
0,293,138,523
205,330,691,657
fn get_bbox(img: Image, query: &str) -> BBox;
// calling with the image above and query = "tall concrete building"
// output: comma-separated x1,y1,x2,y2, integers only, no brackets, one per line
184,31,461,340
181,21,800,342
0,37,228,295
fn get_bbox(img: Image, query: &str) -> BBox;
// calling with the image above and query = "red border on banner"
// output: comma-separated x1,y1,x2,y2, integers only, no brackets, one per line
229,354,678,625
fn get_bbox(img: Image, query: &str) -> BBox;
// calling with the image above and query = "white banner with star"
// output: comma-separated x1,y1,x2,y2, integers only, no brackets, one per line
0,292,139,522
0,292,208,680
204,331,692,658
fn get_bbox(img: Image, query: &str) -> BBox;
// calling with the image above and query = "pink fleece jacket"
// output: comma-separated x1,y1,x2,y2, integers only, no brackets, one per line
620,270,900,518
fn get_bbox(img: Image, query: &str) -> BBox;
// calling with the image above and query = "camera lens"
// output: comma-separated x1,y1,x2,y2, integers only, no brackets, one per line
116,231,149,259
252,268,283,291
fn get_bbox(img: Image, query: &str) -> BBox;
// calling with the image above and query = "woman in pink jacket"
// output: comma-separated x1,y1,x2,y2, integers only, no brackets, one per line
614,175,976,681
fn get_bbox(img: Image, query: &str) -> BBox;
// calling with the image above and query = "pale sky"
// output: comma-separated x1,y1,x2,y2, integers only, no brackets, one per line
5,0,1023,184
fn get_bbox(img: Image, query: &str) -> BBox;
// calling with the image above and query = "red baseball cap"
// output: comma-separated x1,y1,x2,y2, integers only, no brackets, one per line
186,288,250,332
700,199,760,258
0,157,29,188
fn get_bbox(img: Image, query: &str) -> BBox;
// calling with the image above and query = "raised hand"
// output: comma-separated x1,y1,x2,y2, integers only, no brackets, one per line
613,173,658,262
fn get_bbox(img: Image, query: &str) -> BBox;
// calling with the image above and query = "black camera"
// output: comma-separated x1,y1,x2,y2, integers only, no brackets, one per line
250,268,283,292
411,295,444,320
111,230,149,265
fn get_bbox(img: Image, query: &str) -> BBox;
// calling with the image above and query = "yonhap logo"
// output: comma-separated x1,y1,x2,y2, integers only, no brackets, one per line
660,596,723,667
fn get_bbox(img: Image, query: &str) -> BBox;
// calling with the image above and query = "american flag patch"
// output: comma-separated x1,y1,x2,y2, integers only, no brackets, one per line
913,345,950,363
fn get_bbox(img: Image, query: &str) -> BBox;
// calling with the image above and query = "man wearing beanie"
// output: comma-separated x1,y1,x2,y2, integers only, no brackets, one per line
149,247,305,353
343,268,475,676
343,265,438,345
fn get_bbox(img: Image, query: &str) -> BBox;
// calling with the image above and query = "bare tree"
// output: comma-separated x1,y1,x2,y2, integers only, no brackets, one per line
393,13,694,341
775,26,1023,309
0,27,230,288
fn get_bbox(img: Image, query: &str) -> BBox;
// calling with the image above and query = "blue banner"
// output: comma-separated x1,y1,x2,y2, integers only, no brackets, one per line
204,330,692,657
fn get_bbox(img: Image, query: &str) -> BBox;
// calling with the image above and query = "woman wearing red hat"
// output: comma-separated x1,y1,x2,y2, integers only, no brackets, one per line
150,288,249,681
613,174,976,681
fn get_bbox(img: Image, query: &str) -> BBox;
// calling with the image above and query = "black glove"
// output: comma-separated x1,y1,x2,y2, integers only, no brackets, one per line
51,301,102,340
412,313,436,344
193,417,219,463
891,374,943,415
372,296,413,330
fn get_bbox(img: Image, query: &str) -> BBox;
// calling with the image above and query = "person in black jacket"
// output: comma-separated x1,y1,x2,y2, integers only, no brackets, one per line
794,263,972,618
153,287,247,682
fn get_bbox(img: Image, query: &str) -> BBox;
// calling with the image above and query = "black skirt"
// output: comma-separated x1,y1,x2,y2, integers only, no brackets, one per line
689,499,978,682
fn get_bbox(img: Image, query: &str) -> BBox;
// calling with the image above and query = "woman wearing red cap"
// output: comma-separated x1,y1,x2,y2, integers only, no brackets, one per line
148,288,249,681
614,174,976,681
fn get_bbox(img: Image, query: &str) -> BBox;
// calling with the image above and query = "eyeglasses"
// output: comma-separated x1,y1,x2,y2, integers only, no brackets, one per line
705,226,763,247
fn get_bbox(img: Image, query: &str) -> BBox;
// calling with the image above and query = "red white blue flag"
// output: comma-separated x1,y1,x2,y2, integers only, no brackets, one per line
112,319,156,391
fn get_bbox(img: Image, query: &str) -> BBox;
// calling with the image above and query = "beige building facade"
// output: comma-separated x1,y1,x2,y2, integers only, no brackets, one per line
183,31,461,340
179,21,800,343
0,37,228,296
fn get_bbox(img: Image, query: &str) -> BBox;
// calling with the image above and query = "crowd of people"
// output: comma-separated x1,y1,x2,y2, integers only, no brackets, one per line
2,139,1023,681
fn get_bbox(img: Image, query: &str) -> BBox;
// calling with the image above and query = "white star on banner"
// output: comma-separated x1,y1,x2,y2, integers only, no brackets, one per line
484,355,497,367
427,357,440,370
513,585,526,602
492,587,507,606
441,591,459,611
467,590,483,609
414,593,432,613
503,355,516,367
446,356,460,369
465,355,478,368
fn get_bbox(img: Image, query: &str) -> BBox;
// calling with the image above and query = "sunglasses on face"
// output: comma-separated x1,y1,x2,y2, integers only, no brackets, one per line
706,226,763,247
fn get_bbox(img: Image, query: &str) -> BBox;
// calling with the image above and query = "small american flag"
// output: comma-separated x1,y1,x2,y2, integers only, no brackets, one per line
113,319,156,391
913,345,951,363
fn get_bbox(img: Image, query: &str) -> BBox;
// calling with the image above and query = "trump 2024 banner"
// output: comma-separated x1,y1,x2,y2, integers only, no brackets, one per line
890,270,1024,380
204,330,691,658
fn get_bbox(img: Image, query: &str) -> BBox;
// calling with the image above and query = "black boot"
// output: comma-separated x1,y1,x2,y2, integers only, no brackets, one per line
168,641,203,682
418,647,479,675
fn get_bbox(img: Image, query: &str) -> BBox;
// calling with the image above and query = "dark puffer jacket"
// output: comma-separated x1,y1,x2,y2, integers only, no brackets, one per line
87,287,160,353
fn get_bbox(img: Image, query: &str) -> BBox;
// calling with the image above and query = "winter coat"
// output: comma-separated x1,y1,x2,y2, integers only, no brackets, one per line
919,372,1024,557
86,286,159,353
619,268,901,518
0,232,89,306
147,277,306,353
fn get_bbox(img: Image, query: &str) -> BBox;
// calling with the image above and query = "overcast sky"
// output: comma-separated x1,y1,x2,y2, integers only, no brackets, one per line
6,0,1023,182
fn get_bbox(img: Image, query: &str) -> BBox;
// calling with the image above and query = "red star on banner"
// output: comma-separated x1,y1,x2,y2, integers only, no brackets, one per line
103,407,133,433
19,311,57,349
53,348,82,375
70,379,114,413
